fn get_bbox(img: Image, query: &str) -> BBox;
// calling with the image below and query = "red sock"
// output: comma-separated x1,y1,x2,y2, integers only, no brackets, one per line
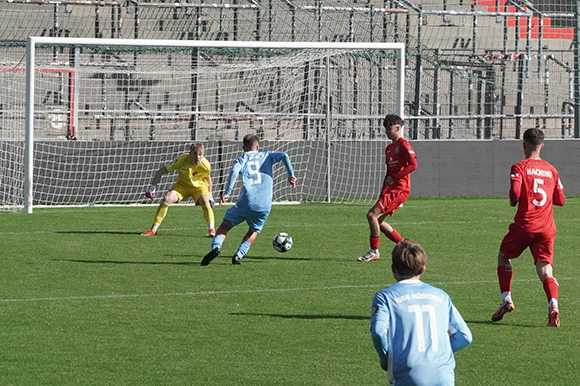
370,236,380,250
387,229,403,244
542,278,559,303
497,265,513,293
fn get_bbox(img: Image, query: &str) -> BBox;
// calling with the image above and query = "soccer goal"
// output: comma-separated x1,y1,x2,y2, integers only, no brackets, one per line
8,37,405,212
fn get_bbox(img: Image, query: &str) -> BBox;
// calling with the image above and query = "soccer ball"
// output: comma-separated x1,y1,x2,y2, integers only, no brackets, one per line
272,232,293,253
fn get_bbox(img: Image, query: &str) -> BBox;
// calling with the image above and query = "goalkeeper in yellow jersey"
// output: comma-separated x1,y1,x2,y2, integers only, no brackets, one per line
141,143,216,237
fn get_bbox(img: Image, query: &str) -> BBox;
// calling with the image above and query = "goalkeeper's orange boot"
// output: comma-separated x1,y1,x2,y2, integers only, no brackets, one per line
547,306,560,328
491,301,515,322
140,229,157,236
208,229,216,238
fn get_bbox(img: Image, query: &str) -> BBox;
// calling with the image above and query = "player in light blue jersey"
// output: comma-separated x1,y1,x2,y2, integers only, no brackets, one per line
201,134,296,266
370,239,472,386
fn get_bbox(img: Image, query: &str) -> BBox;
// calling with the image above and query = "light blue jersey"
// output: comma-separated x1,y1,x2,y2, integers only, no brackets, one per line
370,280,472,386
205,148,295,264
224,150,294,213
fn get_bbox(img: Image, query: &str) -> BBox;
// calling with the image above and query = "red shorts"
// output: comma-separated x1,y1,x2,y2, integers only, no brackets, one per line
500,223,556,265
376,188,409,216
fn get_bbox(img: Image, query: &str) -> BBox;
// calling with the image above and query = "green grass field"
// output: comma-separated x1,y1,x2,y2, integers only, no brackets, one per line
2,197,579,385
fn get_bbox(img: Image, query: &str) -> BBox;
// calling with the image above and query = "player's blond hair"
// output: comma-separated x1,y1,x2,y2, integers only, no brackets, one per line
391,239,427,279
190,142,205,153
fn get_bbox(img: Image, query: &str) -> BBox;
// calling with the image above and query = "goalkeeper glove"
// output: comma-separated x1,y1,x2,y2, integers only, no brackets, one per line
145,185,157,200
209,196,215,209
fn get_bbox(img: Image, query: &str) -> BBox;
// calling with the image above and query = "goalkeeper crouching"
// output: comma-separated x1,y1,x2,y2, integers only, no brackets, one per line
141,142,216,237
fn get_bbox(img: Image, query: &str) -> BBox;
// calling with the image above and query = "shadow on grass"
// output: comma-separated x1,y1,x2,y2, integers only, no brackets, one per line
464,319,544,328
55,230,139,235
55,258,196,266
54,230,209,238
246,255,313,262
231,312,368,321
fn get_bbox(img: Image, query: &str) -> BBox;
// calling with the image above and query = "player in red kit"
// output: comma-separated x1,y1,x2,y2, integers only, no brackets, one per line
491,128,565,327
357,114,417,262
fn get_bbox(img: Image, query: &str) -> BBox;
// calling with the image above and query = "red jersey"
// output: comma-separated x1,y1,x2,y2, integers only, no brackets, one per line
385,137,417,192
510,158,565,233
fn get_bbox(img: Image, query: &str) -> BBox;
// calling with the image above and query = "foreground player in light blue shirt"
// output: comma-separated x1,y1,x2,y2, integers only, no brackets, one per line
370,239,472,385
201,134,296,266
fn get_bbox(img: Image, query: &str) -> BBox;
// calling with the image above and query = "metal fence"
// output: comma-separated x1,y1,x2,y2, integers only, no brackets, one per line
0,0,579,140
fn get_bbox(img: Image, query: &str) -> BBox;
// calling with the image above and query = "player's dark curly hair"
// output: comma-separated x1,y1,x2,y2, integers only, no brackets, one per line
391,238,427,279
383,113,404,129
523,128,544,147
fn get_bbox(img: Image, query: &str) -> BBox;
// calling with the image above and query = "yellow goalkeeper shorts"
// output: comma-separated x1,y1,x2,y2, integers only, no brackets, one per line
171,182,210,204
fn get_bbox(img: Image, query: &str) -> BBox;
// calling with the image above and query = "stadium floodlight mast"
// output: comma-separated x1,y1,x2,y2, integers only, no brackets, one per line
24,36,405,213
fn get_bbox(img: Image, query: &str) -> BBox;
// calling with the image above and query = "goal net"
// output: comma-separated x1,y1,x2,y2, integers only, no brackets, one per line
4,38,404,212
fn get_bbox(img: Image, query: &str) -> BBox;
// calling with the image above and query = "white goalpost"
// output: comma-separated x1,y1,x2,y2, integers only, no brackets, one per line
15,37,405,212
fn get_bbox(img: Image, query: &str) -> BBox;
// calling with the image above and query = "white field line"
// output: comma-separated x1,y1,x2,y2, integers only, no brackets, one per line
1,217,579,236
1,277,577,304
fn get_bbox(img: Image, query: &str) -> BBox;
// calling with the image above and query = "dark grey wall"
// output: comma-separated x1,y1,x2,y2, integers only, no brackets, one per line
410,140,580,197
3,139,579,206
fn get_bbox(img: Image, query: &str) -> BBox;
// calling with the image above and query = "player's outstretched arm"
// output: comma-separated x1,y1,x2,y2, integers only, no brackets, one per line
223,162,242,201
151,165,168,185
145,166,168,199
279,153,296,181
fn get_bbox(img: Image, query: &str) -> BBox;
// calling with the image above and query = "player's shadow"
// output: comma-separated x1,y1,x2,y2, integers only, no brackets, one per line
464,319,543,329
230,312,367,321
55,230,211,239
55,230,139,235
246,256,313,262
55,258,196,266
